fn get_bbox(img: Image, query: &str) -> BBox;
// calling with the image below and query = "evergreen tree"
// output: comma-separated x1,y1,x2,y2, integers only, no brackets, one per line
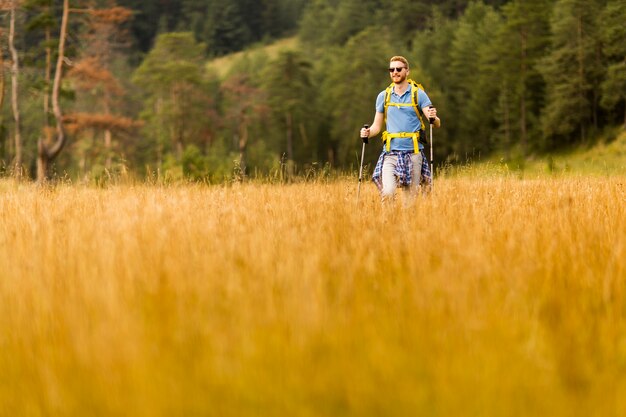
446,2,502,158
598,0,626,127
411,10,455,158
540,0,604,147
299,0,335,47
117,0,165,52
299,0,382,47
132,32,210,168
178,0,208,41
319,27,394,166
203,0,252,56
380,0,431,44
263,50,314,165
495,0,551,156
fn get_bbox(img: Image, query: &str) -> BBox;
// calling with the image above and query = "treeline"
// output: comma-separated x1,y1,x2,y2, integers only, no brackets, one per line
117,0,308,56
0,0,625,182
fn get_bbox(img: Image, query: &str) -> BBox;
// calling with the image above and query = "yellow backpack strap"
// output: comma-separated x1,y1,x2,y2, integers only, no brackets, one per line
383,83,393,127
409,79,426,131
382,83,394,152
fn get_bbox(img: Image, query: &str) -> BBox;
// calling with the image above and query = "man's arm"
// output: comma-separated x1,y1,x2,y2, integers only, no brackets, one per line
360,112,384,139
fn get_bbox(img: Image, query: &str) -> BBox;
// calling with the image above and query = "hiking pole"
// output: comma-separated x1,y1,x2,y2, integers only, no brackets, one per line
428,106,435,192
357,124,369,203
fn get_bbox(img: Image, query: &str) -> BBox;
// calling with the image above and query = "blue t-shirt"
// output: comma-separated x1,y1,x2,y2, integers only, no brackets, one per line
375,84,431,151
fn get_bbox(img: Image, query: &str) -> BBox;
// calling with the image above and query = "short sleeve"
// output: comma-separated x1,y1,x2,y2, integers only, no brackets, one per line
417,88,432,108
375,90,386,113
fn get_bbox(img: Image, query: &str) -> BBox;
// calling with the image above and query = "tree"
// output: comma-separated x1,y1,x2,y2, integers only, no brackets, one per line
0,26,5,167
319,27,394,166
36,0,70,181
24,0,56,130
132,32,211,171
412,9,456,157
446,2,502,158
3,0,23,177
220,72,268,176
495,0,551,156
263,50,314,167
380,0,430,46
66,3,137,173
178,0,206,41
599,0,626,127
540,0,604,147
203,0,251,56
298,0,335,47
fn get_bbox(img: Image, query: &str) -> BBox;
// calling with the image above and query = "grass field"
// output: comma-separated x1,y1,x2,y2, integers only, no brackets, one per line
1,174,625,416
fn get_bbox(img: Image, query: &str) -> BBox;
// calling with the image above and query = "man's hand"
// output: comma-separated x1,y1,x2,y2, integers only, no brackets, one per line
360,126,371,139
423,106,441,127
425,106,437,121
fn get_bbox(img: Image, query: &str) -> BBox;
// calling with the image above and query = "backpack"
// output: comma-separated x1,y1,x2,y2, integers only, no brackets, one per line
381,79,428,152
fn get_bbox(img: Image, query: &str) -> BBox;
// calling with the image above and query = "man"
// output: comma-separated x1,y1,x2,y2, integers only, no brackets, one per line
360,56,440,202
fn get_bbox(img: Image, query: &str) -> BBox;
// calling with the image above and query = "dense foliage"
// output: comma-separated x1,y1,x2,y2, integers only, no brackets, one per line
0,0,624,181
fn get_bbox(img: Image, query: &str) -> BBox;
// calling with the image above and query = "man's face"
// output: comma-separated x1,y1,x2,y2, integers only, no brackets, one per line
389,61,408,83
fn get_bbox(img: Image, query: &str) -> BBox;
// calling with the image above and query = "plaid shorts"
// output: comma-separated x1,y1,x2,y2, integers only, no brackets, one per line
372,150,431,192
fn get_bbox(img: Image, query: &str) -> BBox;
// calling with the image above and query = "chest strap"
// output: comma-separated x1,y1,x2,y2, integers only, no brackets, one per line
381,131,420,153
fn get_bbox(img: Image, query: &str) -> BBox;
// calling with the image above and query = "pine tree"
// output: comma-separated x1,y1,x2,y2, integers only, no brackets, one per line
319,27,394,166
178,0,207,41
599,0,626,127
299,0,335,47
132,32,209,167
495,0,551,156
263,50,314,165
540,0,604,147
203,0,251,56
446,2,501,158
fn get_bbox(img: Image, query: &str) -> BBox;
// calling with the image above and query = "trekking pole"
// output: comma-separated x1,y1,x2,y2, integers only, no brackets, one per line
357,124,369,203
428,106,435,192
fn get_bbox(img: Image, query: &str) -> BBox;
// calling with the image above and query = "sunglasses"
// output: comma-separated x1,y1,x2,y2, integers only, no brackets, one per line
388,67,406,73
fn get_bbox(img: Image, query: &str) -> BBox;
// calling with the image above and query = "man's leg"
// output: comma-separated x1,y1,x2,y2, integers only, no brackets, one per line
381,154,398,202
402,152,424,204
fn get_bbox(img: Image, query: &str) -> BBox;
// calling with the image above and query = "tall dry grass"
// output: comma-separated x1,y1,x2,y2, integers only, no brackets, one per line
1,176,625,416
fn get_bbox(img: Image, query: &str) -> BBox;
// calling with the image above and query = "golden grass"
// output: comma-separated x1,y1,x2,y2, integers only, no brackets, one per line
1,176,625,416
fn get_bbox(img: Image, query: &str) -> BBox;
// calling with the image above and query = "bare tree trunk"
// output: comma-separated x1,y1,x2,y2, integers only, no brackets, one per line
0,29,5,164
44,24,51,127
9,6,22,178
0,38,4,109
238,117,248,176
577,13,585,142
104,129,112,169
155,96,163,171
286,111,293,161
104,96,112,170
520,28,527,158
37,0,70,182
503,88,510,161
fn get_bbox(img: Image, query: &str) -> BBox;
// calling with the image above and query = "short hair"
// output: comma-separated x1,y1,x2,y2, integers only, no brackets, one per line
390,56,409,69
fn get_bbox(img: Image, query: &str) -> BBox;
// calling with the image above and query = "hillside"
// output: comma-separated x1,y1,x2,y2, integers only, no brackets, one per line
205,37,299,79
459,129,626,177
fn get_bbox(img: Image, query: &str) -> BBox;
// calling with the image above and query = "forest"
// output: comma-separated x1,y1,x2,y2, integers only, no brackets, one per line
0,0,624,182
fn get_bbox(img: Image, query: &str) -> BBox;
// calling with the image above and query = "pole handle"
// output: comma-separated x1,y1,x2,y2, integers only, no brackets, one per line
361,124,369,144
428,105,435,124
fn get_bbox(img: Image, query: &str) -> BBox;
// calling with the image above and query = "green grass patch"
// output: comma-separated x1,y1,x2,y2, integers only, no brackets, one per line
206,37,299,79
454,128,626,178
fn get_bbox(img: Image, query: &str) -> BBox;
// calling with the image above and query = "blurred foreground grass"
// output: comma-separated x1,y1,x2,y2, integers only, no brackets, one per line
1,176,625,416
